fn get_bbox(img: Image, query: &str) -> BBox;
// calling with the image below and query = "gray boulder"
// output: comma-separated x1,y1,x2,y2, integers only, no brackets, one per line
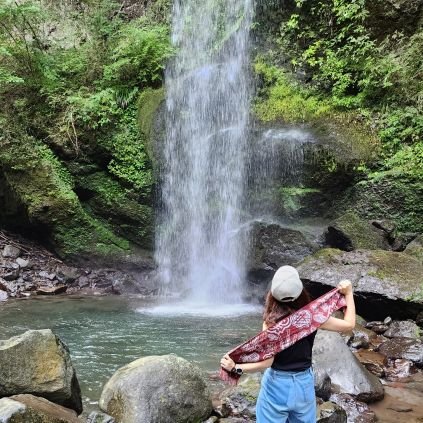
313,331,384,402
298,248,423,319
2,245,21,259
383,320,421,339
325,212,390,251
0,330,82,413
378,337,423,367
248,222,318,276
99,354,212,423
0,394,78,423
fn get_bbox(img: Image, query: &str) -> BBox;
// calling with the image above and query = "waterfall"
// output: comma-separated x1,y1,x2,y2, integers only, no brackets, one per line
155,0,254,304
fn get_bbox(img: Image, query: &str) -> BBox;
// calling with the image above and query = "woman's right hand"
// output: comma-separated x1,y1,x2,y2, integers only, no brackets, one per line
337,280,353,295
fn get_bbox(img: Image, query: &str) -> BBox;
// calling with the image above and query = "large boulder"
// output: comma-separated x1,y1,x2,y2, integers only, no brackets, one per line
404,234,423,264
0,394,78,423
378,337,423,367
99,354,212,423
313,331,384,403
298,248,423,320
0,330,82,414
325,212,390,251
248,222,318,280
217,374,261,419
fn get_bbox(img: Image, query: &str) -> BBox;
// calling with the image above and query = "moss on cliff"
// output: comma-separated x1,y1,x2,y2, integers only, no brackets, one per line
76,172,153,248
338,174,423,233
0,131,130,258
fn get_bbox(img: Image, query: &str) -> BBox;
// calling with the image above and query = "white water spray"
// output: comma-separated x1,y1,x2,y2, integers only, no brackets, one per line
155,0,254,304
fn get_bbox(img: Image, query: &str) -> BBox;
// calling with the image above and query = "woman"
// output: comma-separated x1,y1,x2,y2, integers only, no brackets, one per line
220,265,356,423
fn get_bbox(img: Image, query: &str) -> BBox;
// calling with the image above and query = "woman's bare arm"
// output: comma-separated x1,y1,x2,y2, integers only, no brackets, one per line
220,320,274,373
320,280,356,332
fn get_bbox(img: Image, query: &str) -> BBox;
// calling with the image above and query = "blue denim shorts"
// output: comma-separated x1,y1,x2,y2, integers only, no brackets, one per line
256,367,316,423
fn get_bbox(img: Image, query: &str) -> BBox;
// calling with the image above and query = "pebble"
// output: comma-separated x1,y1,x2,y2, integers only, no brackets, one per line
2,245,21,259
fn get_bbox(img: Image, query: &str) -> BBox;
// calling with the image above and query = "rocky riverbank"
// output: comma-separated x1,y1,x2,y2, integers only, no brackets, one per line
0,230,156,302
0,319,422,423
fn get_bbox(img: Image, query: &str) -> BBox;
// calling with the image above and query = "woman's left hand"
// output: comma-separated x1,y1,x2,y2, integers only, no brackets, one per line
220,354,235,371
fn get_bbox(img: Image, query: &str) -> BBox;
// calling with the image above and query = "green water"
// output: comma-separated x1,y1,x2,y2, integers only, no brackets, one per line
0,295,261,410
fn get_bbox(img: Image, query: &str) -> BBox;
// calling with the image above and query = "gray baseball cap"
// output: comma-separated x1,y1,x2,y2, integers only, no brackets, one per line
271,266,303,302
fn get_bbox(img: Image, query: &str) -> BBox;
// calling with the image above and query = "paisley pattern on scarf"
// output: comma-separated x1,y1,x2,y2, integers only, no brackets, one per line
220,288,347,384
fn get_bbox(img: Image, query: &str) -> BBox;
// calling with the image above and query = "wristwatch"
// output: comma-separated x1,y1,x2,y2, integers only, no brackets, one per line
231,365,243,375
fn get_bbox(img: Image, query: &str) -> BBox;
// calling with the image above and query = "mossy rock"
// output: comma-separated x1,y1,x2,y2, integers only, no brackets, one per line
334,174,423,233
298,248,423,319
75,172,154,249
0,132,130,260
137,87,166,168
404,235,423,265
325,212,390,251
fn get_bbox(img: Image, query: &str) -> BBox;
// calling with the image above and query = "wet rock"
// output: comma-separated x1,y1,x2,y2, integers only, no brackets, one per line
57,266,80,283
383,316,393,325
111,273,142,294
329,393,377,423
218,373,261,419
325,212,390,251
78,276,90,288
99,354,212,423
0,395,79,422
313,330,384,402
16,257,29,268
248,222,318,276
384,358,416,381
39,271,56,280
353,350,387,377
2,245,21,258
202,417,219,423
298,248,423,320
317,401,347,423
3,269,19,281
365,322,389,334
0,329,82,413
383,320,421,339
378,337,423,367
369,335,388,350
0,290,8,301
348,324,377,349
314,368,332,401
37,285,67,295
87,411,116,423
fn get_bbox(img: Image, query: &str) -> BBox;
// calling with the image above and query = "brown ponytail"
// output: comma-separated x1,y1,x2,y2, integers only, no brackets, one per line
263,288,312,327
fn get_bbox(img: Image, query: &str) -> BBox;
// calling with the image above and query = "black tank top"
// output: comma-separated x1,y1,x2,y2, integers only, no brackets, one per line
271,331,317,372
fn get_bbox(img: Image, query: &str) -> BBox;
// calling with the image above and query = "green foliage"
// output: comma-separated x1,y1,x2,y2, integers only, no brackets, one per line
254,59,331,122
0,0,170,256
380,143,423,180
108,109,153,193
103,22,173,89
260,0,422,184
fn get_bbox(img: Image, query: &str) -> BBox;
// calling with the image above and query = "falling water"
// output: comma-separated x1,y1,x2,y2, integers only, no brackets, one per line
155,0,254,304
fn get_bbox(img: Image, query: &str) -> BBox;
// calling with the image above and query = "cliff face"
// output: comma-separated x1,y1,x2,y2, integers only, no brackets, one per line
0,0,172,264
252,0,423,233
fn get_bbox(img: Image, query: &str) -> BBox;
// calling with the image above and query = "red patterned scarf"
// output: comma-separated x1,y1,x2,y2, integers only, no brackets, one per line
220,288,347,385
